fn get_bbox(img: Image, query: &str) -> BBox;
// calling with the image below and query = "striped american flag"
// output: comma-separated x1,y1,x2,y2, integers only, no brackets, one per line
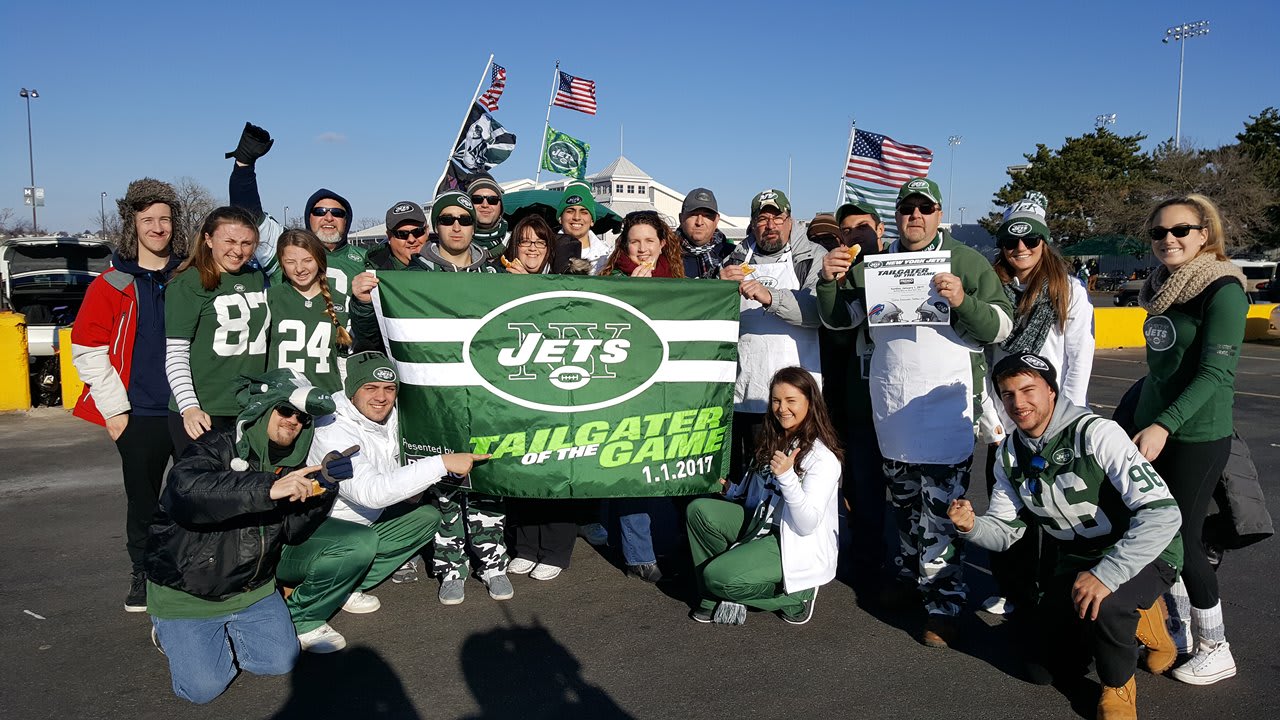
843,128,933,239
478,63,506,112
553,71,597,115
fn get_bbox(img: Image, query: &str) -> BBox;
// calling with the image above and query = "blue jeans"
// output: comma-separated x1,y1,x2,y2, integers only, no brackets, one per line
615,497,668,565
150,591,298,704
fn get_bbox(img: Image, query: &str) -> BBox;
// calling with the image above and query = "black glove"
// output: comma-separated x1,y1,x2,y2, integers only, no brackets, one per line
225,122,274,164
317,445,359,491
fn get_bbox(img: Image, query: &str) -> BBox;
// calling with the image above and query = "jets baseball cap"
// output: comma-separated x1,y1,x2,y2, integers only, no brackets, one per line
896,177,943,207
681,187,719,216
385,200,427,231
992,352,1058,396
836,200,883,225
750,189,791,217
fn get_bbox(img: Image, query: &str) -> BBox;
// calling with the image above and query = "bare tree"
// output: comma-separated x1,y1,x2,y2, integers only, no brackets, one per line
172,177,220,249
0,207,15,237
353,216,382,232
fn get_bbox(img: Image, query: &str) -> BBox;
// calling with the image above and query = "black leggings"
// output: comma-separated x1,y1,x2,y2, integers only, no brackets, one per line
1153,436,1231,609
115,415,175,572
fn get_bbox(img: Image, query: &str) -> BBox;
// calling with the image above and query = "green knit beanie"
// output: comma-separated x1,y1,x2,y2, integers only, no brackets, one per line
557,183,597,222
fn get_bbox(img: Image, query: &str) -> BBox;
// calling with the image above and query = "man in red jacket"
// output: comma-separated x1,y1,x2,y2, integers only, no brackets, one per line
72,178,188,612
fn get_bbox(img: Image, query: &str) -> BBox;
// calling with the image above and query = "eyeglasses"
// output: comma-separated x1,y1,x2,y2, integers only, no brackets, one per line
1024,455,1048,494
276,405,313,427
392,227,427,241
516,239,548,249
436,215,475,227
753,213,788,226
310,207,348,219
1148,224,1204,241
896,202,938,216
998,235,1043,251
471,195,501,206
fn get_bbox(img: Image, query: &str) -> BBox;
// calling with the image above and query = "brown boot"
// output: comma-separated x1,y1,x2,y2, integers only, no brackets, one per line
1097,676,1137,720
1136,597,1176,674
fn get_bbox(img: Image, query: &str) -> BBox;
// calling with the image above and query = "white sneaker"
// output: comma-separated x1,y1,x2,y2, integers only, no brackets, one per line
508,558,537,575
531,564,563,581
980,595,1015,616
298,624,347,654
341,591,381,614
1171,640,1237,685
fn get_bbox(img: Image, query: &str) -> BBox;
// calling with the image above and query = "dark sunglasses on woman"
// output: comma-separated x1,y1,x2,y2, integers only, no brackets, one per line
1148,224,1204,241
998,235,1044,250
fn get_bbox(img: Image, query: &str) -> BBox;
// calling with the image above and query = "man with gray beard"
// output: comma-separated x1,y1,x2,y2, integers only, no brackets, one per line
720,189,827,482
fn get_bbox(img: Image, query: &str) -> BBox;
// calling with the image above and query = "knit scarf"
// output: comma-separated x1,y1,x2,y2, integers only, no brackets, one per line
614,252,675,278
1000,279,1057,354
1139,252,1247,315
472,218,510,259
678,229,729,279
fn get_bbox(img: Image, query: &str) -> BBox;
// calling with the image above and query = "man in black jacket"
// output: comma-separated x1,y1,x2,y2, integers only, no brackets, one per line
144,370,346,704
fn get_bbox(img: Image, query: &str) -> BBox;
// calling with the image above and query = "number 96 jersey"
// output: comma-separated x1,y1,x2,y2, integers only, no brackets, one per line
266,283,347,394
165,268,271,416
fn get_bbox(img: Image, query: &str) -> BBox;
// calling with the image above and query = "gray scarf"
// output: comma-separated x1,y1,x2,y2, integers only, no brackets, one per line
1000,279,1057,355
1139,253,1246,315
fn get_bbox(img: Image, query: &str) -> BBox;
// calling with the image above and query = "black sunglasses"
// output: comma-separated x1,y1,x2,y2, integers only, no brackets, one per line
276,405,313,427
311,207,348,219
471,195,501,206
437,215,475,227
1148,224,1204,241
1024,455,1048,494
897,202,938,216
392,227,427,241
998,235,1044,251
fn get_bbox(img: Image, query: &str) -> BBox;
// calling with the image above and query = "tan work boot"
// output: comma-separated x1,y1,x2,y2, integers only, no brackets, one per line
1097,676,1137,720
1136,597,1177,674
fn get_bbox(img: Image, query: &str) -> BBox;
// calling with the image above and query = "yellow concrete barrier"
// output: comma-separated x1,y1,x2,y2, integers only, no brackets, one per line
1093,307,1148,349
59,326,82,410
0,311,32,411
1245,303,1278,341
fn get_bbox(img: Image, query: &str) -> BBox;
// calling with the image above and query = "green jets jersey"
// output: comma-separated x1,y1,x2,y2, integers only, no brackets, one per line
326,242,368,307
266,284,348,393
166,267,270,416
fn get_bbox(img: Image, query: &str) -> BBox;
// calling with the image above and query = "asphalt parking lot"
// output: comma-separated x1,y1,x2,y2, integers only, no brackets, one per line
1,343,1277,720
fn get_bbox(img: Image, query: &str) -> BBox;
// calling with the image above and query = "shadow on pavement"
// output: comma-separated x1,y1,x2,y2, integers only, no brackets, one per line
271,647,420,719
459,613,633,720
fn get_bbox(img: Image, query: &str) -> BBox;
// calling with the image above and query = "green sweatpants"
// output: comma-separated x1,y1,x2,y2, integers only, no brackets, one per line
278,504,441,633
685,497,812,616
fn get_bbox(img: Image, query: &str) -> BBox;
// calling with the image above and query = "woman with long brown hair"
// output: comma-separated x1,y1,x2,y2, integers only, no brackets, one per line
1134,193,1246,685
164,206,270,456
685,366,842,625
267,229,352,393
602,210,686,278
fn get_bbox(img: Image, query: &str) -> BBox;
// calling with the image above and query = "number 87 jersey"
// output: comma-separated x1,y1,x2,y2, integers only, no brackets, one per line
266,283,347,394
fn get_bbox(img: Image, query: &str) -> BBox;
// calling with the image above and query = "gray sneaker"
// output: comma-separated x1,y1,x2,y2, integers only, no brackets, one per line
484,573,514,601
439,578,466,605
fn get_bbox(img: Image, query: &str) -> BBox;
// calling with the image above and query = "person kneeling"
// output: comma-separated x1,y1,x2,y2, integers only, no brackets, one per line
950,353,1181,720
144,371,340,704
278,352,490,652
686,367,841,625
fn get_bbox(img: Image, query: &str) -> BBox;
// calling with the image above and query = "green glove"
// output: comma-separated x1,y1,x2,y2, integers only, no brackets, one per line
225,122,274,164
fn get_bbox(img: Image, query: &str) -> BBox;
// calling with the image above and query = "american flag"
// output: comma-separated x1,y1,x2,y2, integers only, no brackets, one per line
553,71,597,115
477,63,506,112
843,128,934,239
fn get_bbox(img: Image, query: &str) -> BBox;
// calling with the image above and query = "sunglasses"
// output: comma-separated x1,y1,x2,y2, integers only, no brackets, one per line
897,203,938,216
311,207,348,219
471,195,501,206
392,227,427,241
1024,455,1048,494
1148,224,1204,241
276,405,313,427
436,215,475,227
998,235,1044,251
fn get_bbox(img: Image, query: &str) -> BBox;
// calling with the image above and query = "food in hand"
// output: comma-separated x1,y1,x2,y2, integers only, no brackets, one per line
310,480,325,496
740,263,756,275
848,244,861,259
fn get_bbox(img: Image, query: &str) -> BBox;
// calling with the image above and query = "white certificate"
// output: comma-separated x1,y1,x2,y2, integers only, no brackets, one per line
863,251,952,326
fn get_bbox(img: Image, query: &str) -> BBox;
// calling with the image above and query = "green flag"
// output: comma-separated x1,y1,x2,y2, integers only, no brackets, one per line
373,273,740,498
540,126,590,180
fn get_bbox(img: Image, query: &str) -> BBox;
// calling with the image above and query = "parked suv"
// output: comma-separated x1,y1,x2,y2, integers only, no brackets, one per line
0,236,112,405
1114,259,1275,306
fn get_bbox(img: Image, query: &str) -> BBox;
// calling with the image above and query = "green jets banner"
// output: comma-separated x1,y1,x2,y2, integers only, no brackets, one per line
540,126,590,180
373,273,740,498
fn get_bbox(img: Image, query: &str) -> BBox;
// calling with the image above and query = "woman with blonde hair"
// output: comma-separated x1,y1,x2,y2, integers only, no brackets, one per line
268,229,352,393
1134,193,1246,685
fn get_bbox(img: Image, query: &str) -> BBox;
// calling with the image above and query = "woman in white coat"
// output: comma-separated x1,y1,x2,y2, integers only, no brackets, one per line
685,367,841,625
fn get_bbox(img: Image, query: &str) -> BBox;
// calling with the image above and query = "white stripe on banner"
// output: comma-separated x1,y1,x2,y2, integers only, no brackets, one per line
395,360,736,387
383,317,738,345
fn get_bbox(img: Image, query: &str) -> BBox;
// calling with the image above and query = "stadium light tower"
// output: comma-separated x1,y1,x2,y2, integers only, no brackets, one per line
946,135,962,208
1163,20,1209,150
1095,113,1117,129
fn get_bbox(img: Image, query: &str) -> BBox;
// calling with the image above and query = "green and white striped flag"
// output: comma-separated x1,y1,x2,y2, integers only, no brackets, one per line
372,273,740,498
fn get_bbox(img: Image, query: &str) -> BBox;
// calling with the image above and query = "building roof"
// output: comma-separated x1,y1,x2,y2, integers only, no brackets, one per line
589,156,651,181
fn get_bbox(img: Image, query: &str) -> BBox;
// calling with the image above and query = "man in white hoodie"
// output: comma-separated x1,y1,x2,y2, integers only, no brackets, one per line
276,352,489,653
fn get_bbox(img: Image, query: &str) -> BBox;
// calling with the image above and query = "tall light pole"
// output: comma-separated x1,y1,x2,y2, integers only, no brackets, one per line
1095,113,1117,130
1163,20,1209,150
19,88,39,232
946,135,962,208
100,192,107,239
958,207,967,226
283,206,289,226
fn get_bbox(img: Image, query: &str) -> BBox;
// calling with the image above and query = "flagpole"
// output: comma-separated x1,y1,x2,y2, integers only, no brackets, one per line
433,53,493,197
534,61,560,186
836,119,856,207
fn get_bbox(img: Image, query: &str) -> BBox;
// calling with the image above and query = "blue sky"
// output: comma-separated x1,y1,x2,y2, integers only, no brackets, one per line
3,0,1278,233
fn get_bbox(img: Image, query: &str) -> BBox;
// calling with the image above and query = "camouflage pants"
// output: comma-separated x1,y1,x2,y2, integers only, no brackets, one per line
430,490,509,582
885,457,972,617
